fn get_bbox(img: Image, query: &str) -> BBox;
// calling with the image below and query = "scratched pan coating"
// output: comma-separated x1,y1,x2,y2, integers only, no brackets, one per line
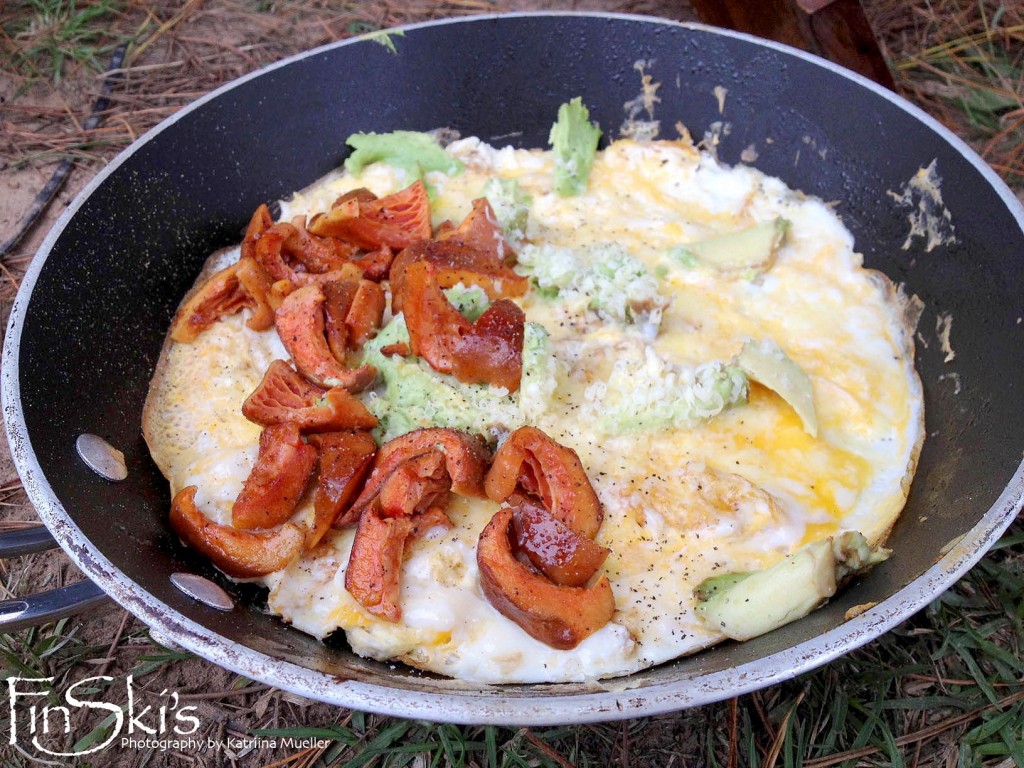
4,13,1024,723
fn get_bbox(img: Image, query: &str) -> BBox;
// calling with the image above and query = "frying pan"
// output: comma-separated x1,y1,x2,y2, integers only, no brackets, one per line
4,13,1024,724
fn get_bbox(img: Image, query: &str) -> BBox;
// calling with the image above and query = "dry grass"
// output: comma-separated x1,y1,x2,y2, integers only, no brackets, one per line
1,1,1023,766
868,0,1024,184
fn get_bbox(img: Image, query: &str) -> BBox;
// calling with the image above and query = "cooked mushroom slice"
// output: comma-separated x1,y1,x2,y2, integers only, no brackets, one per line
346,280,386,347
344,508,415,623
437,198,514,263
350,245,393,282
322,280,359,361
331,187,378,207
399,261,463,372
307,431,377,547
242,360,378,432
308,180,432,251
240,204,274,263
485,426,603,539
284,219,359,274
402,261,525,392
170,257,275,342
512,501,609,588
344,449,454,622
351,428,489,516
275,284,377,391
170,486,303,579
254,221,365,287
449,298,525,392
375,450,453,519
390,238,528,314
253,222,300,283
477,507,615,650
232,423,317,530
323,279,386,357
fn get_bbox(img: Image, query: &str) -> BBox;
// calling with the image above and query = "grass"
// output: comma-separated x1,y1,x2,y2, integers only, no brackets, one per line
878,0,1024,184
3,0,127,82
1,1,1023,766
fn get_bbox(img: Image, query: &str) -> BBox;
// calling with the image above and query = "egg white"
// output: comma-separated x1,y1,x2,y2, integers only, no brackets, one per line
143,137,923,684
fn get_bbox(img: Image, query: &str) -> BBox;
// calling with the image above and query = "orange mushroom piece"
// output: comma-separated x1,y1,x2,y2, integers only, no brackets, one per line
242,360,378,433
170,486,304,579
344,509,416,623
232,423,317,531
240,203,273,263
350,245,393,282
284,218,359,274
170,257,275,343
323,279,386,356
375,450,453,520
344,449,454,622
252,223,296,283
512,500,609,588
345,280,387,348
477,507,615,650
307,431,377,547
253,221,365,287
350,427,489,517
401,261,525,392
436,198,515,264
485,426,602,539
449,298,525,393
308,180,432,251
275,284,377,391
390,238,528,315
323,280,358,361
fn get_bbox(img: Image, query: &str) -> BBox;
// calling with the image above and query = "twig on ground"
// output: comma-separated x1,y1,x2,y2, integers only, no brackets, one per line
178,683,272,702
95,609,132,677
522,728,578,768
727,696,739,768
0,43,126,260
764,688,806,768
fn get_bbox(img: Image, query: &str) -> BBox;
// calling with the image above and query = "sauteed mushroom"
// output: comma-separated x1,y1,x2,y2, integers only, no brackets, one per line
242,360,378,432
170,487,304,579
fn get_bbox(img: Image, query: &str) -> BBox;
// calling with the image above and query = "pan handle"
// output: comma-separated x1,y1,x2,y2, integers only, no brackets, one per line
0,524,111,632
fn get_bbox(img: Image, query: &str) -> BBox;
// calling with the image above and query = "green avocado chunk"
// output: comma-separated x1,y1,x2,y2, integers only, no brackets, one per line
344,131,463,181
673,217,790,272
548,98,602,197
695,532,889,641
736,338,818,437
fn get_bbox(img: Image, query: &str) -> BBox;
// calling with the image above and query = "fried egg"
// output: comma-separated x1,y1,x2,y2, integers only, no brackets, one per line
143,136,923,684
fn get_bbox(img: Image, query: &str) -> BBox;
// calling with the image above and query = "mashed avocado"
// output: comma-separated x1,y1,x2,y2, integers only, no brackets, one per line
516,242,667,330
583,346,749,434
443,283,489,322
344,130,463,182
482,177,532,244
361,314,556,443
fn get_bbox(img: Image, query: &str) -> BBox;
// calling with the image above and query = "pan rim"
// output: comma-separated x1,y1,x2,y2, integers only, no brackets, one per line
4,11,1024,724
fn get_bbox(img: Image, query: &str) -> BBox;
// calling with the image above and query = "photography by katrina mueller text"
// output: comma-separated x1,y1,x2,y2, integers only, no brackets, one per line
5,675,328,757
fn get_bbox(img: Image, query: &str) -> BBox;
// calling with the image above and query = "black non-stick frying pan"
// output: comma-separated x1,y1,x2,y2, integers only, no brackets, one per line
4,13,1024,723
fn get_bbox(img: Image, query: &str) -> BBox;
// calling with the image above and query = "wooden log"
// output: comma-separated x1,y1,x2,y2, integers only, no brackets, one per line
690,0,895,89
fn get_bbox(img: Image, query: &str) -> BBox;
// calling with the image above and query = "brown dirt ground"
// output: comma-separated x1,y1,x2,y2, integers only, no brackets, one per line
0,1,1021,766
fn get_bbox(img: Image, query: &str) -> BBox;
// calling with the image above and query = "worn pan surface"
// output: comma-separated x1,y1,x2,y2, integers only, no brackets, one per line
4,13,1024,724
